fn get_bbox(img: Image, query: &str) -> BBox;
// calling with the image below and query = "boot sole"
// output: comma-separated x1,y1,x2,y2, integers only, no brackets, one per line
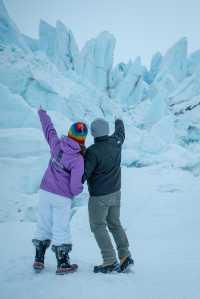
94,270,119,274
94,264,120,274
56,264,78,275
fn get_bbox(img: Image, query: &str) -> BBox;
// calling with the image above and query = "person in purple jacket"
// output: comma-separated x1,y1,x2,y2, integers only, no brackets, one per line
32,107,88,275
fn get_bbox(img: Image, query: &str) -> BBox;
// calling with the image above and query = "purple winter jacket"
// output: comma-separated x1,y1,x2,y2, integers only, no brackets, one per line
38,109,84,199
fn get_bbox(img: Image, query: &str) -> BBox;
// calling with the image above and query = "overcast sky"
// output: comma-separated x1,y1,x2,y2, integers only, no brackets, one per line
4,0,200,67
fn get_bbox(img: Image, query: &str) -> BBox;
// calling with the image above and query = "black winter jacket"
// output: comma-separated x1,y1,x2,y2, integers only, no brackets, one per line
84,119,125,196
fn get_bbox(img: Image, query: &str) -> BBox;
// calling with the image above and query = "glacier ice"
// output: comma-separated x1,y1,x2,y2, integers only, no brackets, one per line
143,92,168,126
22,34,39,52
110,58,148,107
187,50,200,76
0,83,38,128
77,31,115,91
146,52,163,84
54,20,80,72
155,38,188,83
151,115,176,145
0,46,31,94
168,70,200,112
0,44,123,125
39,20,80,74
2,0,200,223
109,62,128,94
39,20,56,58
0,0,30,52
0,128,48,158
150,38,188,104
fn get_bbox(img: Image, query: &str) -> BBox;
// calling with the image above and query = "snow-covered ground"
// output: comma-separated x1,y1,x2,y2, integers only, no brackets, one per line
1,166,200,299
1,1,200,298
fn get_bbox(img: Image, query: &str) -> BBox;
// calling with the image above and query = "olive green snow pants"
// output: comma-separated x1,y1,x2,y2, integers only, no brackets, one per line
89,190,130,264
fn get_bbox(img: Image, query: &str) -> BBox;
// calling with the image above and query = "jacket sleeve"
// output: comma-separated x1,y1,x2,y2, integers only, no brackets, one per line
83,148,97,183
111,119,125,144
38,109,59,151
70,156,84,196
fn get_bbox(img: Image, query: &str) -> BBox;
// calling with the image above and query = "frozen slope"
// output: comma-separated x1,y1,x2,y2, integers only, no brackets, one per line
1,166,200,299
0,0,29,52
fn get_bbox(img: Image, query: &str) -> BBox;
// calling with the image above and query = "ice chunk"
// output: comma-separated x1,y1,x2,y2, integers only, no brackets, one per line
157,37,188,82
151,115,176,144
112,58,147,107
0,83,38,128
140,131,167,154
153,144,199,169
39,20,56,58
39,19,80,73
22,79,69,114
0,49,31,94
140,116,175,154
186,125,200,143
0,128,48,157
146,52,163,84
54,20,80,72
122,125,143,166
151,38,188,99
0,0,30,52
168,70,200,108
187,50,200,76
173,95,200,146
77,31,115,91
109,62,128,92
144,92,168,126
22,34,38,52
0,43,121,123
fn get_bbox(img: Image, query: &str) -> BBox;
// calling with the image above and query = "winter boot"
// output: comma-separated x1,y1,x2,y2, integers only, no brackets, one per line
93,261,120,273
32,239,51,272
52,244,78,275
119,256,134,273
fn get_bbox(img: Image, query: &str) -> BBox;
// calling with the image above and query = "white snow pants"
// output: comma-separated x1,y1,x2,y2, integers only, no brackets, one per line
34,189,72,246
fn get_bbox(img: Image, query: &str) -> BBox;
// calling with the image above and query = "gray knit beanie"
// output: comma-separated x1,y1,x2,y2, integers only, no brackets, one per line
90,118,109,138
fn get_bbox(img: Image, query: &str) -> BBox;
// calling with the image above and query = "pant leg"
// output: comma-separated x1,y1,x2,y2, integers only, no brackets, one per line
52,194,72,246
107,191,131,258
34,189,53,241
89,195,117,264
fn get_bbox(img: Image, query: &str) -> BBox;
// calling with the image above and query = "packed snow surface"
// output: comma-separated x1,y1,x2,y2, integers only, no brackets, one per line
1,0,200,298
1,166,200,299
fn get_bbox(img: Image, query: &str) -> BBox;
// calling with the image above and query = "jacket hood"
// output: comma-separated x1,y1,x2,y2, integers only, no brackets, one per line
60,136,81,154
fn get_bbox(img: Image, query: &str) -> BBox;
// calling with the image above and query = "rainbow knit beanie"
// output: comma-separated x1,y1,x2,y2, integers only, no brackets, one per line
68,122,88,145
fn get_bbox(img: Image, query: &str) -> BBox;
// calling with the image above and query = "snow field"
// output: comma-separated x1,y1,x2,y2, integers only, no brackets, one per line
1,166,200,299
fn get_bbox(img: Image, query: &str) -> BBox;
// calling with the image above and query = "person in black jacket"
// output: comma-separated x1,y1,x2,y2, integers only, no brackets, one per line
84,118,133,273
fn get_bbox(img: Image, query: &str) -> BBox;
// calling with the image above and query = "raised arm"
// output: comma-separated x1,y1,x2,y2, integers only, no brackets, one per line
38,108,59,151
111,119,125,144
